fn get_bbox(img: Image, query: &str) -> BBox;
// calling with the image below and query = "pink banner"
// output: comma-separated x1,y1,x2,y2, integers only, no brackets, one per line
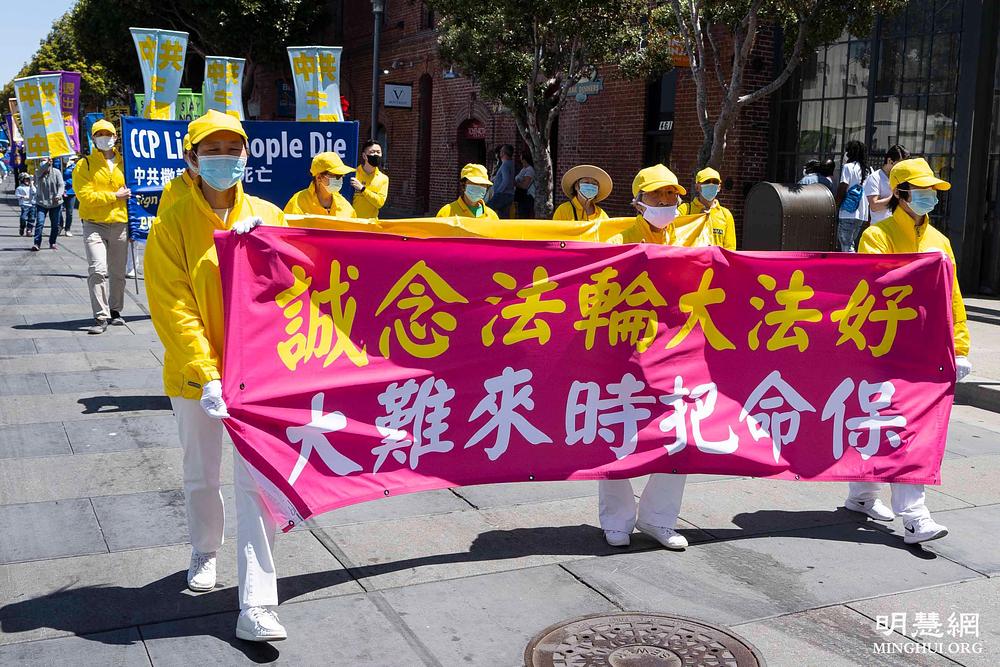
217,227,956,529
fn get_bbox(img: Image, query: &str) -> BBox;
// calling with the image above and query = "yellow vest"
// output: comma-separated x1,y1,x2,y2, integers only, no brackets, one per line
678,198,736,250
353,166,389,219
436,197,499,219
552,199,609,222
284,182,356,217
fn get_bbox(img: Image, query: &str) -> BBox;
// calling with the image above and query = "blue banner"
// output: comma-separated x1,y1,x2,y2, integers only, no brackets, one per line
122,117,360,241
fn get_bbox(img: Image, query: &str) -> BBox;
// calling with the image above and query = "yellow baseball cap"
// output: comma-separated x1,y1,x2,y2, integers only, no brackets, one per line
889,157,951,191
460,163,493,187
91,119,116,136
632,164,686,197
187,109,248,146
310,152,355,177
182,133,192,152
695,167,721,183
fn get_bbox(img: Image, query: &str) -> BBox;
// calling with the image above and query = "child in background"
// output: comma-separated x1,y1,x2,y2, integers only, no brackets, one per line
15,173,35,237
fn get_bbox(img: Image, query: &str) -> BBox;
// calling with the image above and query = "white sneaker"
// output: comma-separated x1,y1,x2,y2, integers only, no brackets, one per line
604,530,631,547
636,522,688,550
845,497,895,522
903,517,949,544
187,550,217,592
236,606,287,642
125,270,136,278
63,230,73,237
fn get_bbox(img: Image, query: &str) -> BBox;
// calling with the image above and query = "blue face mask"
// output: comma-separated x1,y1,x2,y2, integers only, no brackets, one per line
578,183,600,200
198,155,247,192
700,184,720,201
907,189,938,216
465,184,488,203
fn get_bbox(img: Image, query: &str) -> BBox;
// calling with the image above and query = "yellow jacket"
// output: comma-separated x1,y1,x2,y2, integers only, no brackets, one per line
678,198,736,250
284,183,356,217
145,182,287,398
73,151,128,223
436,197,499,219
858,207,970,356
612,215,671,245
552,199,609,222
353,166,389,219
158,170,195,217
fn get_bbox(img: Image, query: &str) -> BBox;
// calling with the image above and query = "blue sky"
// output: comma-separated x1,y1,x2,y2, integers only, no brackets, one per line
1,0,77,87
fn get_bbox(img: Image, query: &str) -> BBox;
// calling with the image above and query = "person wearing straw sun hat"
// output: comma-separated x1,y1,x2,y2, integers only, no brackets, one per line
552,164,612,222
284,151,357,217
437,163,500,219
839,156,969,546
677,167,736,250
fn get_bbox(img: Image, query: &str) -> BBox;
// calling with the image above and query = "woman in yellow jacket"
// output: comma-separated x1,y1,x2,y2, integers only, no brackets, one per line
552,164,612,222
73,119,130,334
436,163,499,219
841,157,970,545
284,152,356,217
144,110,289,643
677,167,736,250
615,163,685,245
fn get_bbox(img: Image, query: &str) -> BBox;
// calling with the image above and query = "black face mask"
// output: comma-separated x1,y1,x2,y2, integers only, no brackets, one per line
366,154,381,168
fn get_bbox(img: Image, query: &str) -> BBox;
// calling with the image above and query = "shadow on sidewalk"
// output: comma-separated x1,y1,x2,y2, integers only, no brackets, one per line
13,316,151,334
78,395,172,414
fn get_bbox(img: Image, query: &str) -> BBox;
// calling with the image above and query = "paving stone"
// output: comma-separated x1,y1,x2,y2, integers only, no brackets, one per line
0,628,151,666
0,498,107,564
949,404,1000,436
0,448,226,505
31,334,162,354
918,504,1000,575
564,521,980,626
45,368,163,393
64,414,180,453
0,372,50,396
0,350,161,375
140,593,425,667
944,419,1000,458
0,389,171,426
0,338,35,355
732,605,953,666
0,532,359,645
91,487,238,552
0,422,71,459
453,480,597,508
849,577,1000,667
300,488,471,529
936,456,1000,506
383,565,618,666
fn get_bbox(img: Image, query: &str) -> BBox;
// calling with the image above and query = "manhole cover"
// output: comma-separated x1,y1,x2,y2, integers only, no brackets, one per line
524,612,764,667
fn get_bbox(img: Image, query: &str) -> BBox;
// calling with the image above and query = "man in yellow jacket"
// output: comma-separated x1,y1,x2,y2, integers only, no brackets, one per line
436,163,499,219
841,157,970,545
158,132,197,215
144,110,289,643
677,167,736,250
74,119,130,334
600,163,689,553
284,152,356,217
350,139,389,218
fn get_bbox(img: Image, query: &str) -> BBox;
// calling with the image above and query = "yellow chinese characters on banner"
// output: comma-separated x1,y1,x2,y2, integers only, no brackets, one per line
13,74,72,159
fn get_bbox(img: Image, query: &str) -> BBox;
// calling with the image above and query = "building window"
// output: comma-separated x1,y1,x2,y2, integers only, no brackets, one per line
773,0,964,231
421,3,436,30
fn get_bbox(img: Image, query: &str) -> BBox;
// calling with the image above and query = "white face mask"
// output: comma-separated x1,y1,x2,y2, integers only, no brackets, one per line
639,203,678,229
324,177,343,192
94,136,115,151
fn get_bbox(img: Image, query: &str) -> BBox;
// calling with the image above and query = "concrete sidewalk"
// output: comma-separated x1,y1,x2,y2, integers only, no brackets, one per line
0,185,997,666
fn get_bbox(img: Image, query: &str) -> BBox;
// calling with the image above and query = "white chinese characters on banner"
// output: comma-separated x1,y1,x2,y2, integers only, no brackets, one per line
740,370,816,463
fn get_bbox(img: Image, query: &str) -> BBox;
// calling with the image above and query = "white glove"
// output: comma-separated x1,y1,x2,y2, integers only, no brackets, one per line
956,356,972,383
232,216,263,234
200,379,230,419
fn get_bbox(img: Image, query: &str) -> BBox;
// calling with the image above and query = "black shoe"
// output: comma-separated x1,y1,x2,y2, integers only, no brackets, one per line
88,319,109,335
30,245,40,252
110,311,126,326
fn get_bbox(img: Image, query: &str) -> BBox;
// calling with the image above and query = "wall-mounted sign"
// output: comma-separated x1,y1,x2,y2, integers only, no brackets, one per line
463,120,487,140
568,77,604,104
384,84,412,109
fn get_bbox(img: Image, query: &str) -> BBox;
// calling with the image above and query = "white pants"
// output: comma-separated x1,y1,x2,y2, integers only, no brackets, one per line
171,397,279,609
599,474,687,532
848,482,930,522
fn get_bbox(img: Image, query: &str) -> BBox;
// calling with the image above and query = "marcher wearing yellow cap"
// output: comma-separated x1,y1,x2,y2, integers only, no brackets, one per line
840,157,968,547
284,152,357,218
158,133,197,216
599,163,688,553
436,163,500,219
145,109,289,643
350,139,389,218
677,167,736,250
74,117,130,334
615,163,686,245
552,165,612,222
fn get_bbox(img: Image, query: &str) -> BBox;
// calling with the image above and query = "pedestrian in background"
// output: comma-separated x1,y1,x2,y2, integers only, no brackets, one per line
864,144,909,224
487,144,516,218
15,173,35,237
835,140,870,252
61,156,77,237
74,119,130,334
32,157,64,251
514,152,536,218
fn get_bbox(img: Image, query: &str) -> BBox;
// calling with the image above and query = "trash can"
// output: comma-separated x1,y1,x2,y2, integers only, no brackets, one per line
742,182,837,251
